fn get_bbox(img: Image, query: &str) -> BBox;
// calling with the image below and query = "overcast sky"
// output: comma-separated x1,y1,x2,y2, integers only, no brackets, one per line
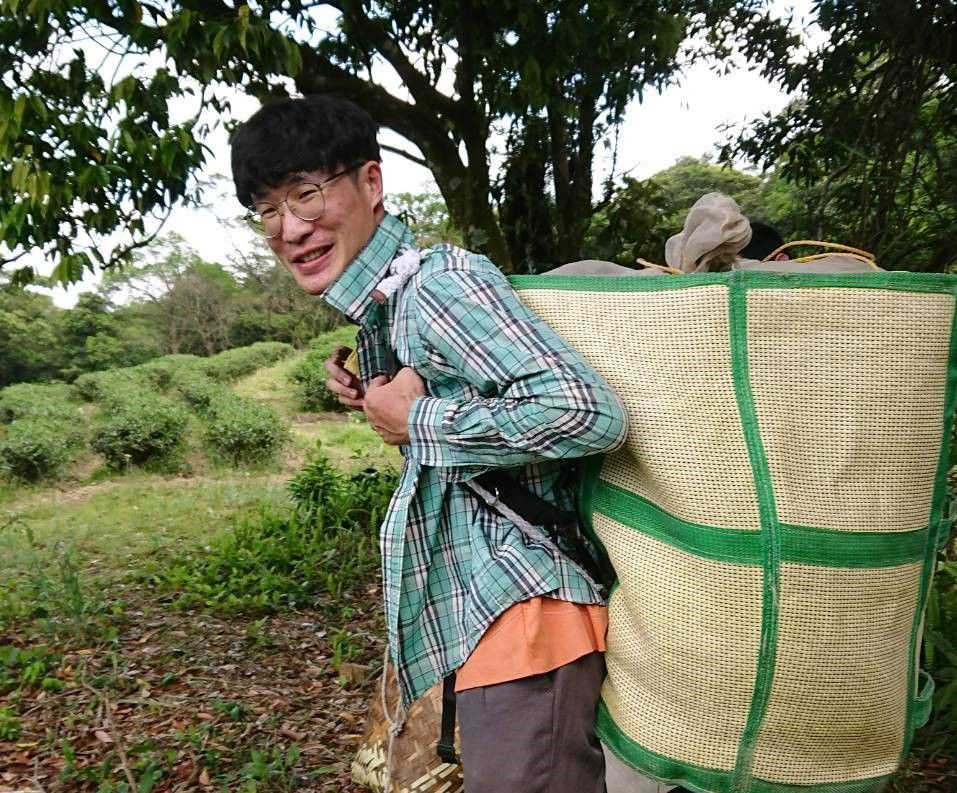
41,0,812,306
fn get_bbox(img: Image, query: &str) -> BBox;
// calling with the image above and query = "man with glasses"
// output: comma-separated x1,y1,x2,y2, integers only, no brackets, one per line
231,94,626,793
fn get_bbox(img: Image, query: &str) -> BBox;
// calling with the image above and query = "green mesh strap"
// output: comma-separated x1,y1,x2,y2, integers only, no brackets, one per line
728,274,782,792
597,700,894,793
900,295,957,762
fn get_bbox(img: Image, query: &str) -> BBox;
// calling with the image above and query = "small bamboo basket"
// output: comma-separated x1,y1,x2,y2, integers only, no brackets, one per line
352,661,463,793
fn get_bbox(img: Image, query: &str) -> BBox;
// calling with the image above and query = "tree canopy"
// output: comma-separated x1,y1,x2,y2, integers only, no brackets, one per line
728,0,957,271
1,0,780,283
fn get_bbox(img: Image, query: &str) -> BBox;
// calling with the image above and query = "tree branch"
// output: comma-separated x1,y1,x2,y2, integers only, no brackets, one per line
1,250,29,266
380,143,427,167
337,4,459,120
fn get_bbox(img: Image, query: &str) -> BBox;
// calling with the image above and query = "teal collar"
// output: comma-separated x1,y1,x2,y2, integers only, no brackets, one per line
322,213,415,326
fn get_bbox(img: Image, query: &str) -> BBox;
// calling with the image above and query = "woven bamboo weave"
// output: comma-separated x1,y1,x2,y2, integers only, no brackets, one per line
352,664,462,793
511,270,957,793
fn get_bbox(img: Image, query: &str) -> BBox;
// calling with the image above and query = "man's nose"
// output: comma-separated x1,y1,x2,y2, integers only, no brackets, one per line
280,207,314,242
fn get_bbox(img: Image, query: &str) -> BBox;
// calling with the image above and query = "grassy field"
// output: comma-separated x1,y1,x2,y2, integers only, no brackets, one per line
0,349,399,792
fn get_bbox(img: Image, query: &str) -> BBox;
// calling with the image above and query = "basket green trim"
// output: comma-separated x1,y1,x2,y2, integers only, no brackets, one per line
593,482,761,564
729,275,783,792
776,523,926,568
900,296,957,763
594,482,928,568
597,700,892,793
597,699,731,793
510,270,957,295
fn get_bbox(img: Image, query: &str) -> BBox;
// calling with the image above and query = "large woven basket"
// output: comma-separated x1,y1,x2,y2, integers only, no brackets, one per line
511,270,957,793
352,662,463,793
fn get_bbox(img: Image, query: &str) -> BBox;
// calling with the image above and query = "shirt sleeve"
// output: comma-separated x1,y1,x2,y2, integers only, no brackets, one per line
404,262,627,471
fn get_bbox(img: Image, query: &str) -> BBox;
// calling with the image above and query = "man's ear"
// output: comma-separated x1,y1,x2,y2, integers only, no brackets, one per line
361,161,384,211
774,252,791,261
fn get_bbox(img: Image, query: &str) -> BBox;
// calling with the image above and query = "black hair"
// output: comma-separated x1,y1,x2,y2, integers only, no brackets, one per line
739,221,785,261
230,94,381,207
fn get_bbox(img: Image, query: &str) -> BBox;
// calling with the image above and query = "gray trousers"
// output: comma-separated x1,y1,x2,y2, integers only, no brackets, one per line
456,651,606,793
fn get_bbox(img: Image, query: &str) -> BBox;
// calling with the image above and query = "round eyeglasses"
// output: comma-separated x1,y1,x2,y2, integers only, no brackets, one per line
244,162,365,238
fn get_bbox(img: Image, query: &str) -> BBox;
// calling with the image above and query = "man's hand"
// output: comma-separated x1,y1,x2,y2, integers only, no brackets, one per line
364,367,426,445
324,346,365,410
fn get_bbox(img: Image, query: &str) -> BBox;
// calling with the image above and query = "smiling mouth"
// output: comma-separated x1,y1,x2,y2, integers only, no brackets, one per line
295,244,333,268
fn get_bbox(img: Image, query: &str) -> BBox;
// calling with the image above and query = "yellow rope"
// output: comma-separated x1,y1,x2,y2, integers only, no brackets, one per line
764,240,880,270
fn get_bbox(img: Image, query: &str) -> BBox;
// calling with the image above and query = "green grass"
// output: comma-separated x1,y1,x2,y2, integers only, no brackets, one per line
0,329,400,629
232,353,306,416
1,474,289,584
233,350,401,472
288,413,400,471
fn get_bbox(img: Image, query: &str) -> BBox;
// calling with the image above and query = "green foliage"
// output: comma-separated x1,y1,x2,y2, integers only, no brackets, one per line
386,192,462,248
583,156,803,267
72,368,149,403
0,382,74,423
0,417,84,481
289,328,357,412
0,519,109,639
0,286,63,386
171,369,229,414
730,1,957,271
0,14,205,286
238,744,303,791
0,281,162,388
0,644,62,695
57,293,157,381
923,558,957,749
0,0,773,282
133,354,205,391
0,706,20,740
159,455,397,613
203,395,287,466
201,342,294,383
91,393,189,470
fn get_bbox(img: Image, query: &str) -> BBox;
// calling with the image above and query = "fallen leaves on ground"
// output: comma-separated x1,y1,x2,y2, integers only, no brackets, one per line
1,588,385,793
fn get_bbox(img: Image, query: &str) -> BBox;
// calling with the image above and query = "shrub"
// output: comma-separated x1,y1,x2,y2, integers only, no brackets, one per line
922,556,957,752
203,394,287,465
171,369,229,414
133,354,204,390
289,327,358,412
0,383,75,423
0,418,84,481
288,455,397,531
72,368,148,403
160,455,397,612
201,342,294,383
91,393,188,469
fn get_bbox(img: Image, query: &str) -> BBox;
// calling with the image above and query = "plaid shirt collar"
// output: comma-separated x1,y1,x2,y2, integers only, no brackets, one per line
321,213,415,327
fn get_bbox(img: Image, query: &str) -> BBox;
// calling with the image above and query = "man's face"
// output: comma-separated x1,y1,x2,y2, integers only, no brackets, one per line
257,161,384,295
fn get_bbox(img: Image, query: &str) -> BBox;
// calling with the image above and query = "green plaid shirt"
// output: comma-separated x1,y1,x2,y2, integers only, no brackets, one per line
324,214,627,705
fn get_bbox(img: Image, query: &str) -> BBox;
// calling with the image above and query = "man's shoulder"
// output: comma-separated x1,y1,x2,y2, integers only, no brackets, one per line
413,243,505,290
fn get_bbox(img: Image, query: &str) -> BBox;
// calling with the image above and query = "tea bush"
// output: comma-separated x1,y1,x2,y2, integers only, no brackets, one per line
133,354,205,390
91,392,189,469
72,368,148,403
0,417,84,481
0,383,75,423
160,455,397,612
289,327,357,412
200,342,294,383
203,394,287,465
171,369,229,414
